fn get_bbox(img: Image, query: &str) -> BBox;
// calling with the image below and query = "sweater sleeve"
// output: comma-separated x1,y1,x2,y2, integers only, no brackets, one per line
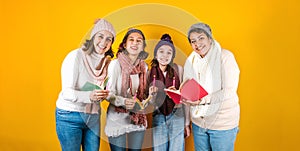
183,54,197,82
60,50,91,103
204,50,240,104
106,60,126,107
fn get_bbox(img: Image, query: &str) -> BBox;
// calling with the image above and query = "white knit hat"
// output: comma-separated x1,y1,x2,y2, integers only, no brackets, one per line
90,19,116,39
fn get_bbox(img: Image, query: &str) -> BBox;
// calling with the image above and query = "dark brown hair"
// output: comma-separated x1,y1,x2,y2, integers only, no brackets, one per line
117,28,148,60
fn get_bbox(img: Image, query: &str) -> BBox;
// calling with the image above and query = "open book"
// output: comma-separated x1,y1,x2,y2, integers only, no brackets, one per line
133,95,153,111
81,77,109,91
164,78,208,104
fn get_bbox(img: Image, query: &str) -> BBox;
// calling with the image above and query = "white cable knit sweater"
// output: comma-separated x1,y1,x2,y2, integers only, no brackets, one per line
183,41,240,130
56,48,105,114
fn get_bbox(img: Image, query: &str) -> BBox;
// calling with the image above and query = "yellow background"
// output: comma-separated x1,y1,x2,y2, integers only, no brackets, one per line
1,0,300,150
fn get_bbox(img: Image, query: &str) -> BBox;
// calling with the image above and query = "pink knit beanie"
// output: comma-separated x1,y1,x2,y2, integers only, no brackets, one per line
90,19,116,39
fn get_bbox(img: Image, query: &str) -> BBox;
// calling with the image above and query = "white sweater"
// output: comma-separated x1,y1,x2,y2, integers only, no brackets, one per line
184,49,240,130
56,48,104,113
104,59,148,137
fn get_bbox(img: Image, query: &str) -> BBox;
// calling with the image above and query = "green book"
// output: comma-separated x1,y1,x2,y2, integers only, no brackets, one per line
81,77,109,91
81,82,101,91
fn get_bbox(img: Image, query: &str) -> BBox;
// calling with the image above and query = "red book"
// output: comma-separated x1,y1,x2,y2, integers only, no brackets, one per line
164,78,208,104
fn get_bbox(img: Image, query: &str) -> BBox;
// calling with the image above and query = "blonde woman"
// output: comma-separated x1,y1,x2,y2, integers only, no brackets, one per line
55,19,115,151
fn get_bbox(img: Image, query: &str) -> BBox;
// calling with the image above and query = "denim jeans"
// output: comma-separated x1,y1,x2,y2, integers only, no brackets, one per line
192,123,239,151
55,108,100,151
108,130,145,151
152,108,185,151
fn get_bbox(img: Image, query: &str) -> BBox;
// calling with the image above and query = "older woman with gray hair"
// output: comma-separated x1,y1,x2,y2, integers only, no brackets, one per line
182,22,240,151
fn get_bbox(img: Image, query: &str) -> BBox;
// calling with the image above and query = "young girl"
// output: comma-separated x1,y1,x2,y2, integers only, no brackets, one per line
55,19,115,151
105,28,150,151
148,34,190,151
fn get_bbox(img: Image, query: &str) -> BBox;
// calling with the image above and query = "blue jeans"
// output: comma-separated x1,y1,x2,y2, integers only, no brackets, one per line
108,130,145,151
55,108,100,151
152,108,185,151
192,123,239,151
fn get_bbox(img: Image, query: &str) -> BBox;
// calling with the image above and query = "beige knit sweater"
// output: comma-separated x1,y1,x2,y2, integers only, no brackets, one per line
183,43,240,130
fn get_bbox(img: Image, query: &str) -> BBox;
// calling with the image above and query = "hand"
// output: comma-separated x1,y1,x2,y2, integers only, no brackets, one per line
165,86,177,98
89,89,109,102
167,86,176,91
125,98,136,110
181,99,201,106
149,86,158,95
184,125,191,138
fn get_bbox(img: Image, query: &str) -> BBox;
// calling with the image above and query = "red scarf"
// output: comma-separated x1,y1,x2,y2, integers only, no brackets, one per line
114,52,147,127
149,64,180,115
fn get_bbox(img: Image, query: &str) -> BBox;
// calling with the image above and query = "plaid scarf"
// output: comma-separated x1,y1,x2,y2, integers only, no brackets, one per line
114,52,147,127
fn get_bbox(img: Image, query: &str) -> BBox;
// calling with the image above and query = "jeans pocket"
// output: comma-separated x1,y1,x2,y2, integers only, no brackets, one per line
152,114,165,127
56,108,71,114
56,109,72,128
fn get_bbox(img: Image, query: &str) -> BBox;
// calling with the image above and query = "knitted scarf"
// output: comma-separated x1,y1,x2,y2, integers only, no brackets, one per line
82,50,111,114
114,52,147,127
191,40,221,96
149,64,180,116
190,40,222,117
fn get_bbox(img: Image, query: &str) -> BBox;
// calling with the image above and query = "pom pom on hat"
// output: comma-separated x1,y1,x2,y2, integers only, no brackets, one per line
90,19,116,39
160,34,173,44
154,34,176,59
